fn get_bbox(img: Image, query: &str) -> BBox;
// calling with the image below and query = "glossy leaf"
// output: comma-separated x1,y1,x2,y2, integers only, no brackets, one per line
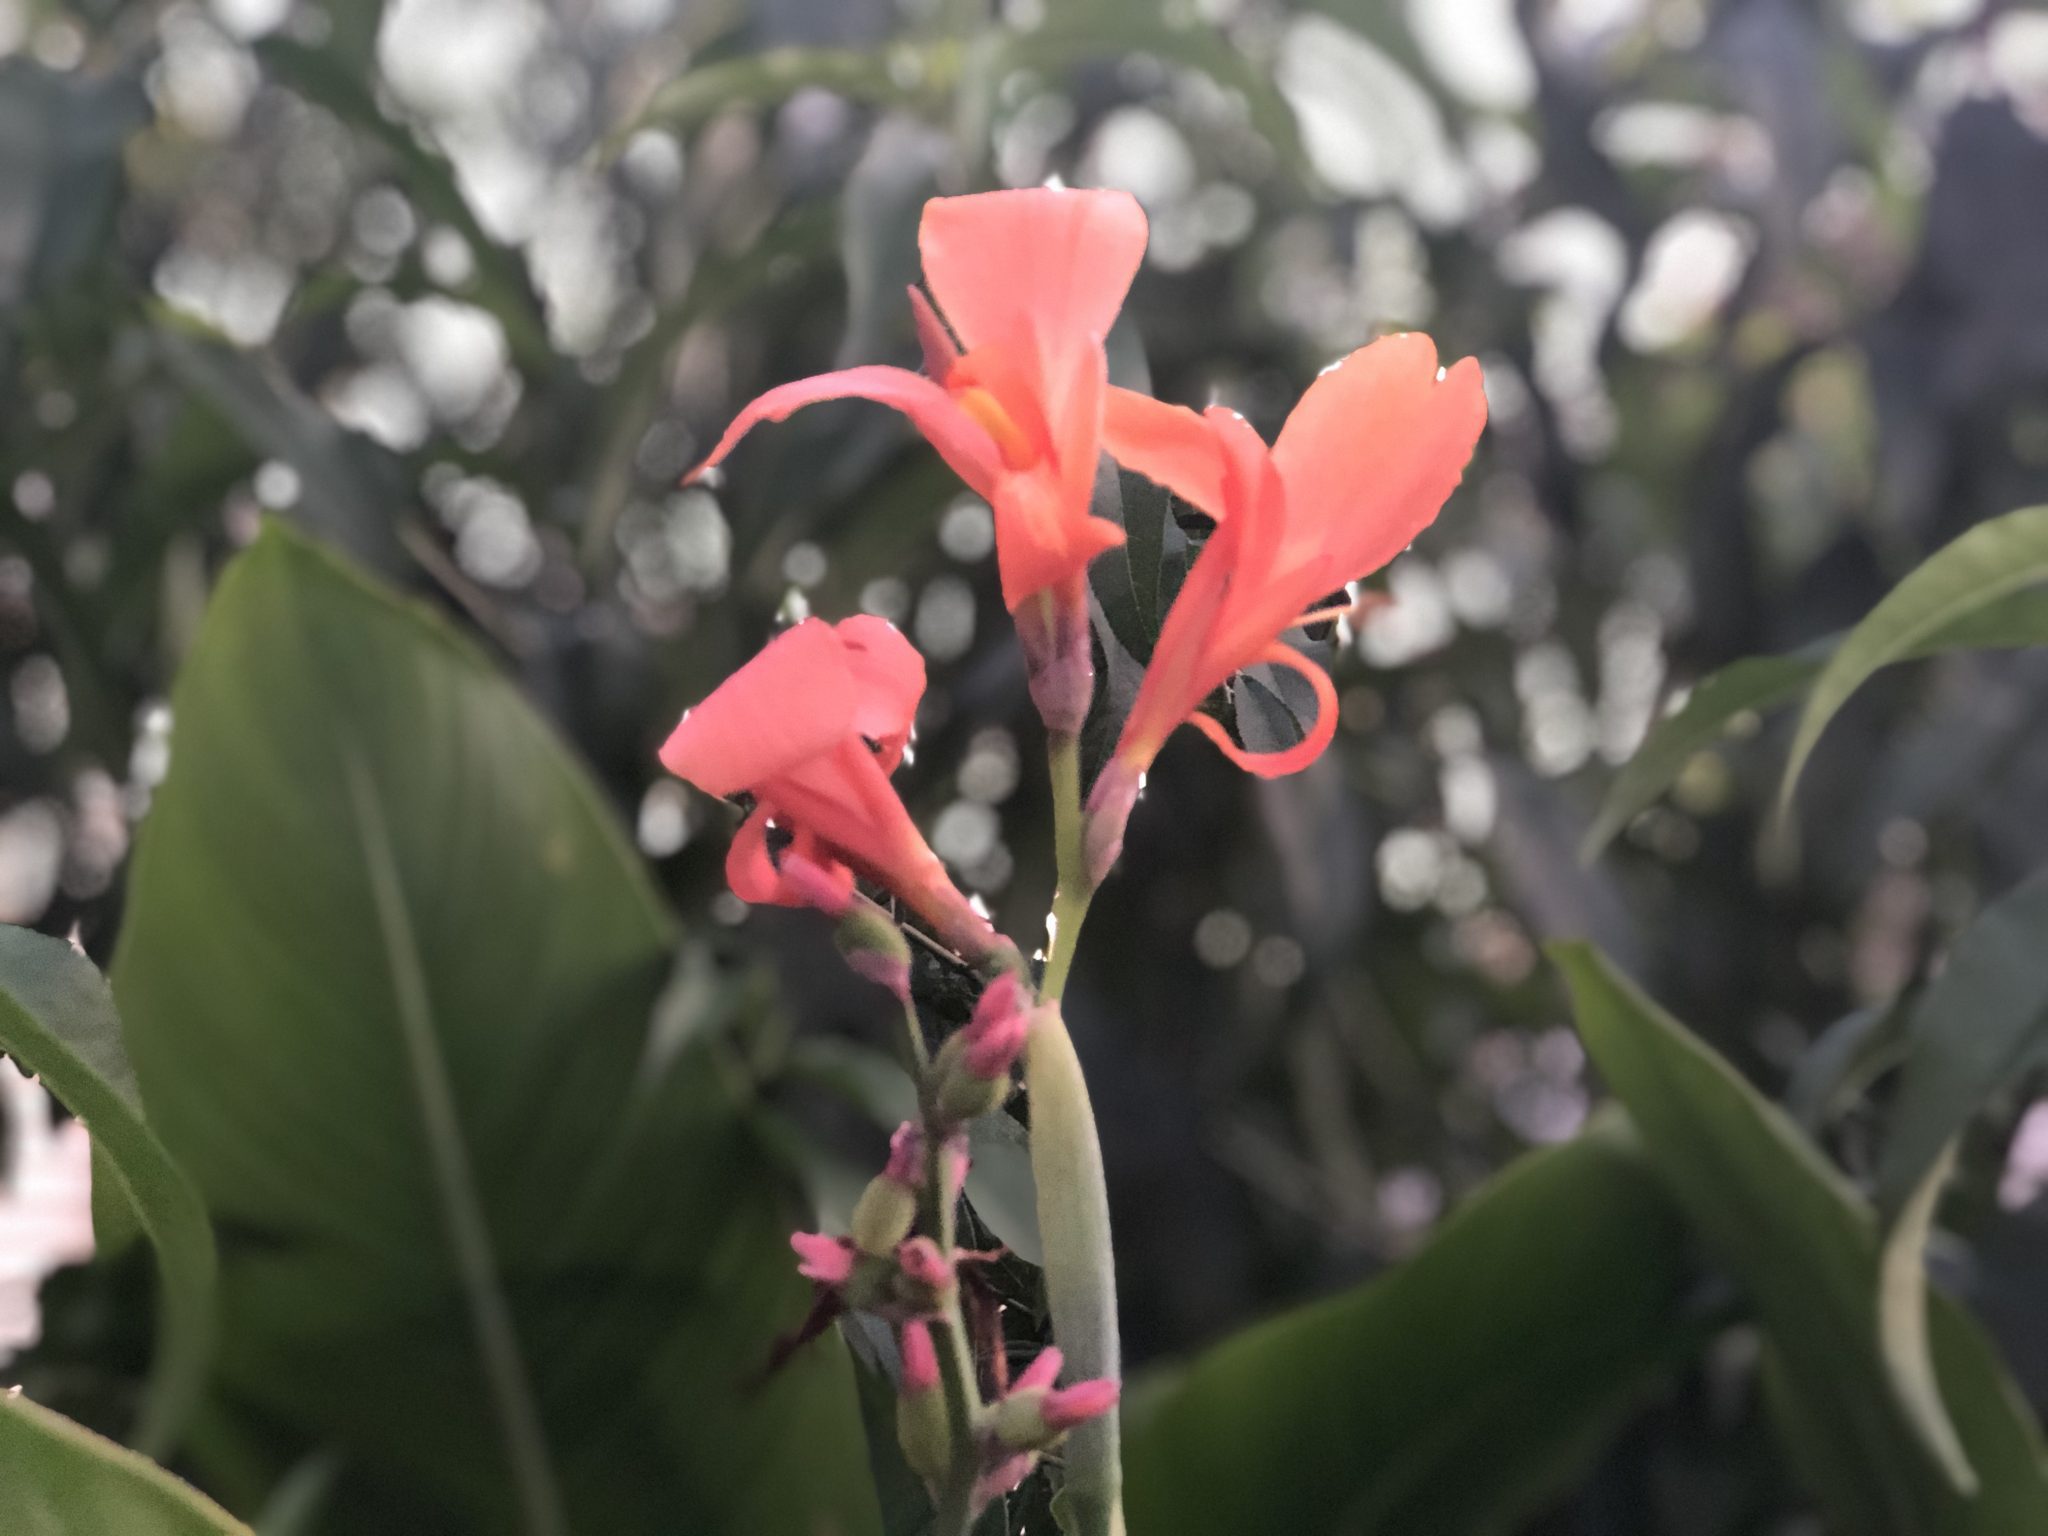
1586,586,2048,861
1781,504,2048,809
0,1392,250,1536
0,924,217,1458
1123,1125,1696,1535
1553,942,2048,1532
112,524,877,1536
1875,866,2048,1218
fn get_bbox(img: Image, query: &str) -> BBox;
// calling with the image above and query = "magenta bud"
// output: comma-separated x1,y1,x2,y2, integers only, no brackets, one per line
845,948,911,1001
940,1132,970,1205
790,1231,856,1287
1043,1379,1121,1432
782,851,855,917
1011,1346,1064,1394
896,1236,954,1297
1016,586,1095,738
899,1319,940,1396
883,1121,924,1187
1083,756,1142,888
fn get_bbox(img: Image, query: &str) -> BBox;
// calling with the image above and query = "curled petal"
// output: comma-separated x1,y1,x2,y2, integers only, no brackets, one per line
690,365,1003,500
919,188,1147,354
908,284,959,379
1185,644,1341,779
725,814,791,907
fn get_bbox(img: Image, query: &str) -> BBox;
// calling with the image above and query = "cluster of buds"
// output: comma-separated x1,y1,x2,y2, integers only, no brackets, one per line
896,1322,1121,1511
784,968,1113,1516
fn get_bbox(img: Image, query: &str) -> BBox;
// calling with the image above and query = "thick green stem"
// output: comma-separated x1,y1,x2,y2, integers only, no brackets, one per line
1024,1006,1124,1536
1040,732,1094,1003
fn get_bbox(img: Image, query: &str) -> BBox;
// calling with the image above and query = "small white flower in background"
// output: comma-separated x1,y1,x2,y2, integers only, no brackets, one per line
0,1057,95,1366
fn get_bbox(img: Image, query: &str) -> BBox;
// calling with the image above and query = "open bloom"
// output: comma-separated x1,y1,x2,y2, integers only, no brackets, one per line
659,615,1000,963
1086,334,1486,876
692,189,1147,734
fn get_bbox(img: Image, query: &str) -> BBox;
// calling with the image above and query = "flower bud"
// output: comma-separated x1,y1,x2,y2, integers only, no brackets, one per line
891,1236,955,1316
931,972,1031,1125
849,1122,924,1256
1083,757,1142,888
1016,584,1095,738
894,1319,952,1484
991,1348,1120,1450
834,902,913,1002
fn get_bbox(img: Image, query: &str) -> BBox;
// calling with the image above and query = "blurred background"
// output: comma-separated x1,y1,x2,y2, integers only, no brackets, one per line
5,0,2048,1530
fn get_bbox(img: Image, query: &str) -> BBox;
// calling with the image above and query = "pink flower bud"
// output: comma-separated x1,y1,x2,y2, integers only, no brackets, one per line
896,1236,954,1296
1015,583,1095,738
883,1121,924,1187
845,948,911,1001
1042,1379,1120,1432
961,973,1030,1080
1084,757,1142,888
790,1231,856,1287
899,1319,940,1396
780,850,855,917
940,1132,970,1205
1011,1347,1064,1394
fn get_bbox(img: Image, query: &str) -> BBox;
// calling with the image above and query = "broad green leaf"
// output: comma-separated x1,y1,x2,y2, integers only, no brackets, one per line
1875,866,2048,1218
152,328,408,574
113,524,877,1536
1124,1125,1696,1536
1585,586,2048,861
0,924,217,1459
1553,942,2048,1533
1781,504,2048,809
0,1392,250,1536
1581,652,1817,862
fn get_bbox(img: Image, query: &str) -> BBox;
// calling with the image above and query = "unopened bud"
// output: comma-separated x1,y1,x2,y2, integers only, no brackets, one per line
850,1177,918,1257
892,1236,955,1315
992,1348,1120,1449
895,1319,951,1483
781,850,855,916
835,902,913,1001
1083,756,1142,888
1016,585,1095,738
931,973,1031,1125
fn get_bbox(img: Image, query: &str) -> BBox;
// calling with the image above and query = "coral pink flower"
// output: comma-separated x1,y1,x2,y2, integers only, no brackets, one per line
659,616,1000,963
1087,334,1486,875
692,189,1145,617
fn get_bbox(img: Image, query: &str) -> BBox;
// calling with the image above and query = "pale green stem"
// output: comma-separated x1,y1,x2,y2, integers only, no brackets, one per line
1039,731,1094,1004
1024,1006,1124,1536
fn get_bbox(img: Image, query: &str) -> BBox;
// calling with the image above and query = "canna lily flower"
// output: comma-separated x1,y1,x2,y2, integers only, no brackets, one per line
1086,333,1487,879
659,615,1004,965
689,188,1149,732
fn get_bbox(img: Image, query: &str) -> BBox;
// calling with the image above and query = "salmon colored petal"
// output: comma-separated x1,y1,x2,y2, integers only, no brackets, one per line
660,620,855,798
919,188,1147,354
725,813,790,905
1270,336,1487,584
991,468,1125,613
835,615,925,753
1102,388,1228,517
1185,644,1340,778
690,365,1003,500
